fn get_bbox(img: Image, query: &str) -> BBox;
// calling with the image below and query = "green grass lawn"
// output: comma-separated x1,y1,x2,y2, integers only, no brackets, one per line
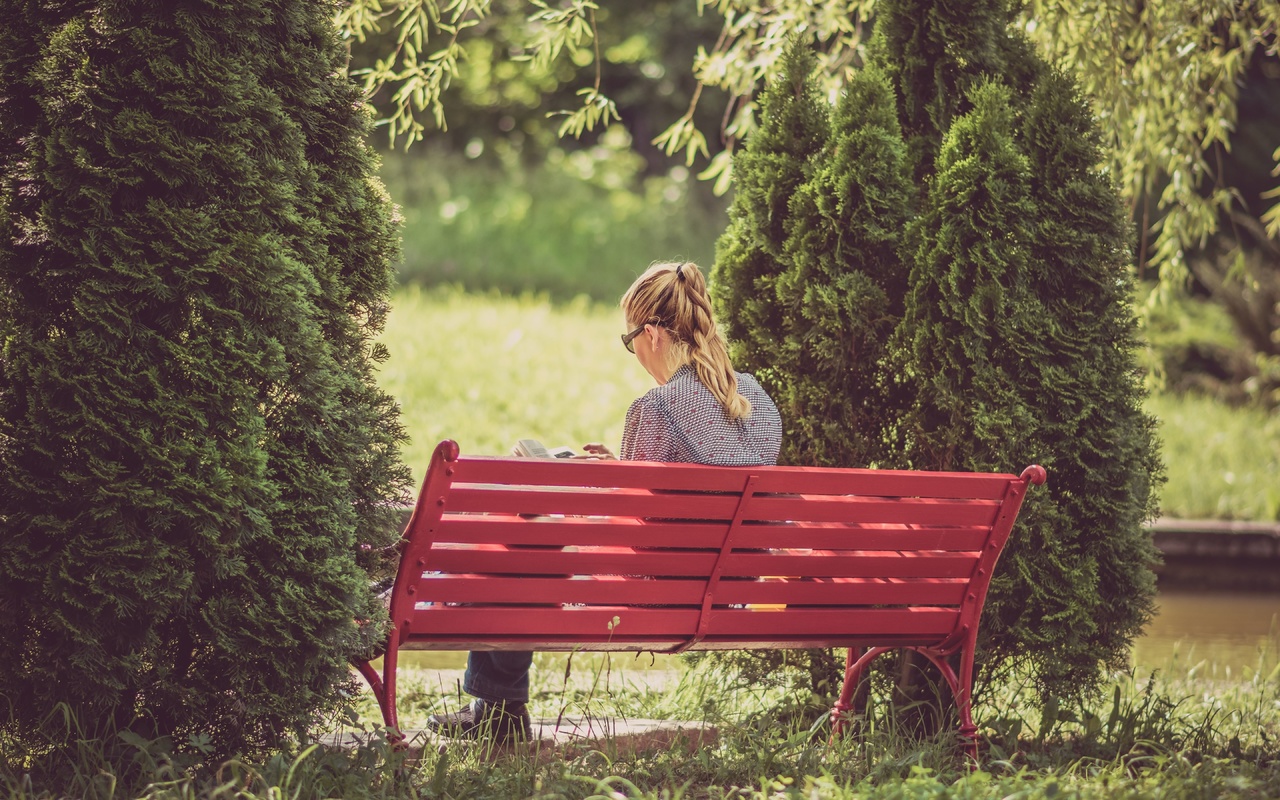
1146,393,1280,521
378,285,656,482
13,646,1276,798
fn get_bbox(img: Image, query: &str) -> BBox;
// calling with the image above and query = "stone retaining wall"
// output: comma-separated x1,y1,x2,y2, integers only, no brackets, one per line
1150,518,1280,591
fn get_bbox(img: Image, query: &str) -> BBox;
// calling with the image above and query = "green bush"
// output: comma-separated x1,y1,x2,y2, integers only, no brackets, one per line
0,1,409,758
711,2,1162,709
712,39,829,376
899,74,1161,700
380,134,727,302
773,62,914,470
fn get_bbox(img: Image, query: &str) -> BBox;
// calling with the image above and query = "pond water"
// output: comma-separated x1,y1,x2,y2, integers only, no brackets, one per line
388,589,1280,676
1131,589,1279,677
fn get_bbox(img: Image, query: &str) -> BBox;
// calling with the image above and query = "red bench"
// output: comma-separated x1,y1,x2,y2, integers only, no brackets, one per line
355,440,1046,758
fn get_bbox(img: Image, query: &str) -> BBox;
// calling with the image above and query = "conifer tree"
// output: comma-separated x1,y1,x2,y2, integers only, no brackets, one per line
0,1,409,757
707,50,918,698
712,0,1162,710
888,79,1046,724
712,38,829,383
896,81,1040,473
979,67,1161,692
871,0,1038,178
890,52,1162,702
775,65,913,469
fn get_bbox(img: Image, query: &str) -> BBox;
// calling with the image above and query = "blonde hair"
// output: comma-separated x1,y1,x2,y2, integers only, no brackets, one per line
621,261,752,420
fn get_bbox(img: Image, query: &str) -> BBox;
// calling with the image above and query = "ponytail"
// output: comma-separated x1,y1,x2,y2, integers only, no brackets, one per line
621,262,752,420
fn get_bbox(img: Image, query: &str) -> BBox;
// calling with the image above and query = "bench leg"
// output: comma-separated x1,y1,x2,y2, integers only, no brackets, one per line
914,641,980,766
381,641,402,739
352,645,404,746
830,646,892,741
953,630,980,766
831,643,980,766
354,658,385,712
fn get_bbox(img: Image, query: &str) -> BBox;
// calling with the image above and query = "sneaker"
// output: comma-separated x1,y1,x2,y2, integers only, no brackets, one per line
426,698,533,745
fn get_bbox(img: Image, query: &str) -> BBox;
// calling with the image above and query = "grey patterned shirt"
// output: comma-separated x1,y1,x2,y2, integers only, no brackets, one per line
620,364,782,466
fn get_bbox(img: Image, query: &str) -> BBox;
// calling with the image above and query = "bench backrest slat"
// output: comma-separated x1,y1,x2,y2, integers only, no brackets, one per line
412,575,970,607
747,496,1000,526
435,516,993,551
443,488,1002,527
424,548,980,580
445,486,743,519
412,606,959,643
450,457,1017,500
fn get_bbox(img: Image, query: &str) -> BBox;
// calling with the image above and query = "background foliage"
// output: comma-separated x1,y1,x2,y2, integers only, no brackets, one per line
344,0,1280,407
381,137,725,302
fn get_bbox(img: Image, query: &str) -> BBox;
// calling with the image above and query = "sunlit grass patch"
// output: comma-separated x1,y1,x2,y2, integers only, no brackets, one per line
379,286,655,483
1145,392,1280,520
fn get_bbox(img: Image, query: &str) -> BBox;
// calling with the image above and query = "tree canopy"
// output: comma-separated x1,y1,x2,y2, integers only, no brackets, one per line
341,0,1280,257
343,1,1280,403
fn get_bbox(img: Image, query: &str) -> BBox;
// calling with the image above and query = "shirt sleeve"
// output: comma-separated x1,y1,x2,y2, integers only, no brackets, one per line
620,395,677,462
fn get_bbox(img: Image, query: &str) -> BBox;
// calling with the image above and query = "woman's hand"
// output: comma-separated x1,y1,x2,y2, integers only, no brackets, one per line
577,443,617,460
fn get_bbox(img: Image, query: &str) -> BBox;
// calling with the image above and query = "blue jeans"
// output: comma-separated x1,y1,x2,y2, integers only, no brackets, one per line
464,651,533,703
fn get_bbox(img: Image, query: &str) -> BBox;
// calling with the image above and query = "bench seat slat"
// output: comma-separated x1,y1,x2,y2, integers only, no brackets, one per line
434,516,992,551
412,575,969,606
450,458,1016,500
423,549,980,579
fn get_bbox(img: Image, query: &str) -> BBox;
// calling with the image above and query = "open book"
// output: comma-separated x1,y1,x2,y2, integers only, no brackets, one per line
513,438,576,459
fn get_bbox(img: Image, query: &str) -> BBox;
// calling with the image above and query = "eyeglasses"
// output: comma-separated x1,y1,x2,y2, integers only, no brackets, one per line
621,317,661,353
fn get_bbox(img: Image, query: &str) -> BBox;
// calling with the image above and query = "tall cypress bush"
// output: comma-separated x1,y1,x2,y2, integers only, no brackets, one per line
713,0,1162,709
712,38,828,384
871,0,1038,179
981,67,1161,692
707,47,917,700
0,1,409,758
774,64,913,470
884,4,1162,703
896,81,1040,473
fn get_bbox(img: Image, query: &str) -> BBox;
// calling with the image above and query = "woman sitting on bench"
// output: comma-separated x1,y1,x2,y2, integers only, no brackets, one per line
426,260,783,744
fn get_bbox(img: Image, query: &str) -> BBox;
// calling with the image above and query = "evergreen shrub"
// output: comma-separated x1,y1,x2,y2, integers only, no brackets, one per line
0,1,410,758
713,39,829,381
711,0,1162,708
